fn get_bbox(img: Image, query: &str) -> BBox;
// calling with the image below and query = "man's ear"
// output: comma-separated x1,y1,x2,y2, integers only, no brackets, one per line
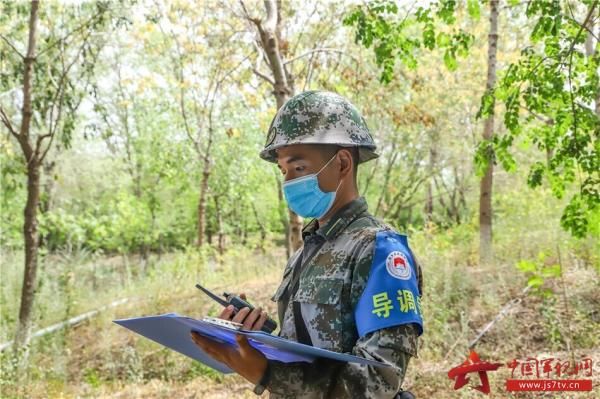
337,149,353,178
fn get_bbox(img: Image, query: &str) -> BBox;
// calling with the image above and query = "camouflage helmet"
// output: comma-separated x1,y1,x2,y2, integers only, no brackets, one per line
259,91,379,164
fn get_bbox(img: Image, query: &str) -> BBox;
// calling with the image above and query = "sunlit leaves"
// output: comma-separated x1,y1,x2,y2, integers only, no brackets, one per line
346,0,599,238
561,195,590,238
343,0,474,82
466,0,480,21
516,251,563,298
491,0,599,238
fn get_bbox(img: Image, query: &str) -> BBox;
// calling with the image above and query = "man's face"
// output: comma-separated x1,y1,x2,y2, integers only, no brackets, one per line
275,144,339,192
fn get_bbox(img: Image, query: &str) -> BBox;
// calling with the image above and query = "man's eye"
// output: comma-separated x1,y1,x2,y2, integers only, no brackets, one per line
295,166,305,172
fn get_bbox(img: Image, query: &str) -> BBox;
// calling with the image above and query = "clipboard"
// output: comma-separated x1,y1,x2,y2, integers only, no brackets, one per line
114,313,390,374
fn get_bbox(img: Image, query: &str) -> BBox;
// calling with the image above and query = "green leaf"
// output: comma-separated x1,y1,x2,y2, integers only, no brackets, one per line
516,260,536,273
476,89,496,120
527,162,545,188
527,275,544,288
443,50,457,71
436,0,457,24
474,140,495,177
560,195,589,238
542,264,561,278
423,23,436,50
436,31,450,47
541,288,555,298
467,0,480,20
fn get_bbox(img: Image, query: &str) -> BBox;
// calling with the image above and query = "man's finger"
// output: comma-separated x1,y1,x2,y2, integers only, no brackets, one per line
240,293,247,300
231,307,251,324
191,332,217,356
218,305,235,320
242,307,262,330
253,310,268,331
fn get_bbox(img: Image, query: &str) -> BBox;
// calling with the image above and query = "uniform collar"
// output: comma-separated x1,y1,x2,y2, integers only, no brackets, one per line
301,196,369,242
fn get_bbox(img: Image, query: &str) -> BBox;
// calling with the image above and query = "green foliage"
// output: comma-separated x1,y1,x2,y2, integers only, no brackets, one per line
540,296,564,349
0,1,120,152
343,0,474,82
515,251,561,298
345,0,599,239
0,140,25,248
83,368,103,389
479,1,599,238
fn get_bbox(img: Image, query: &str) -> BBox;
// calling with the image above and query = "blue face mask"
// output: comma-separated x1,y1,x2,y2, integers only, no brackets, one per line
282,153,341,219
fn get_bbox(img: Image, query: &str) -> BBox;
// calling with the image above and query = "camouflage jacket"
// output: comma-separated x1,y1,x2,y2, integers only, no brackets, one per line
261,197,423,398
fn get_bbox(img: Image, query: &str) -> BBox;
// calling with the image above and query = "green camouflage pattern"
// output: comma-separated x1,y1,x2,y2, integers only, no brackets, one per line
260,91,379,164
263,197,423,398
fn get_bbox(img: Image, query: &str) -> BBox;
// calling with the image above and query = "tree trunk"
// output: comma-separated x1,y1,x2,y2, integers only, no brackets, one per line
585,6,598,115
197,165,210,246
197,112,215,246
425,138,436,222
16,162,41,349
251,202,267,251
479,0,499,265
275,174,290,258
248,0,302,254
214,196,224,255
374,142,397,217
39,159,57,248
451,167,462,224
13,1,40,353
271,46,302,255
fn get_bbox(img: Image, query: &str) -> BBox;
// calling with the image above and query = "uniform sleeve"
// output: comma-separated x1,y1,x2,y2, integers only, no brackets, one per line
264,324,419,398
260,231,422,398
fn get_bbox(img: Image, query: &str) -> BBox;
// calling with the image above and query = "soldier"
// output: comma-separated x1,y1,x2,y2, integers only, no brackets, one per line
191,91,423,398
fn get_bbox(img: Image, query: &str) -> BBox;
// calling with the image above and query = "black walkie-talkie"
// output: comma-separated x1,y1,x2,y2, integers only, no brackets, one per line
195,283,277,334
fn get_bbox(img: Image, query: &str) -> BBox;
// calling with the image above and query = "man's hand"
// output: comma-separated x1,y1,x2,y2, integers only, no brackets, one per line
189,292,271,384
218,293,269,331
190,331,267,384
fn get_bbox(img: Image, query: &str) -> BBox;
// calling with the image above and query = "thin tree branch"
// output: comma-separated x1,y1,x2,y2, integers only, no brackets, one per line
239,0,260,26
565,15,600,42
0,34,25,58
566,1,597,156
566,1,597,56
0,107,19,139
39,27,95,162
37,10,107,57
251,41,275,85
253,68,275,85
284,47,358,65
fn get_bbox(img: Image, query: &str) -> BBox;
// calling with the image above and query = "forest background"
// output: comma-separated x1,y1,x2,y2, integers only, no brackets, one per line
0,0,598,398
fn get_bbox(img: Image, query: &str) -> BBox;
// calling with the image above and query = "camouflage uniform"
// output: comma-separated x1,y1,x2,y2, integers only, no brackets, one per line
257,91,423,398
262,197,423,398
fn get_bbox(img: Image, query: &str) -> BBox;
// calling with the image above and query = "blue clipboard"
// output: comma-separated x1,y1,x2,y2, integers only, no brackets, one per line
114,313,389,374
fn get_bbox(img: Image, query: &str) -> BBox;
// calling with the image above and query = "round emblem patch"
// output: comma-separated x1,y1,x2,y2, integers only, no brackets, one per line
385,251,411,280
265,126,276,147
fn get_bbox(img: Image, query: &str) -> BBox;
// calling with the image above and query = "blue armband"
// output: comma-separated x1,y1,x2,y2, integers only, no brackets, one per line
354,230,424,338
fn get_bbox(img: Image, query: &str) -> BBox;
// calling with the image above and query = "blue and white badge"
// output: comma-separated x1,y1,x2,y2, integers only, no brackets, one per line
354,230,424,338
